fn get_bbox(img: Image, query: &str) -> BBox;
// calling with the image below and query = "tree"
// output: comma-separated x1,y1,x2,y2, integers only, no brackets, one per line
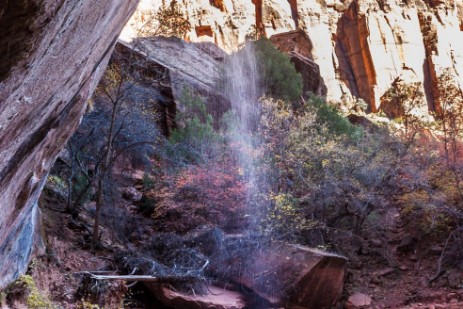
90,59,168,245
59,57,164,246
91,64,130,245
437,69,463,162
253,38,303,101
380,79,424,137
436,68,463,202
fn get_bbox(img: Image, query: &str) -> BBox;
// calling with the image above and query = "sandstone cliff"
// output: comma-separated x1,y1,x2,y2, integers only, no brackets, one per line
0,0,139,289
123,0,463,114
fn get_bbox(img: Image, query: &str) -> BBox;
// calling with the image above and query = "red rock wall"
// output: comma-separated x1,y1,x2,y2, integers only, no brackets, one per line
0,0,139,289
123,0,463,114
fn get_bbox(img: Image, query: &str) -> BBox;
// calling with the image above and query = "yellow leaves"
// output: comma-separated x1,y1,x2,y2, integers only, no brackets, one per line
86,98,95,113
399,188,453,235
96,63,132,104
78,301,102,309
266,193,318,239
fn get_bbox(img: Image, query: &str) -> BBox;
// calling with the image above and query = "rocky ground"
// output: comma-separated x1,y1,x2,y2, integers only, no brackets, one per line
342,208,463,309
32,185,463,308
1,163,462,309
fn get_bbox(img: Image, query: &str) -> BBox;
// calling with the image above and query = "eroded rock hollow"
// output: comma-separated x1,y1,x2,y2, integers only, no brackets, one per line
0,0,139,289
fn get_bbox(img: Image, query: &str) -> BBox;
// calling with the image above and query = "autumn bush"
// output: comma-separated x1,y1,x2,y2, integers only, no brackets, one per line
152,162,247,233
257,96,408,246
136,0,191,39
256,93,460,249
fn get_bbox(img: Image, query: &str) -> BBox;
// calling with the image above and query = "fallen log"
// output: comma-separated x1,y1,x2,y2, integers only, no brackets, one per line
82,272,201,283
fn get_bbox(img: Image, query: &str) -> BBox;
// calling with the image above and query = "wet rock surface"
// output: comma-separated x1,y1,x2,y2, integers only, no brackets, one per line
0,0,139,289
212,238,347,309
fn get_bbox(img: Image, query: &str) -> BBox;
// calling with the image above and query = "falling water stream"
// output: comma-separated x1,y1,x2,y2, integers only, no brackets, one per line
221,42,269,235
219,42,281,307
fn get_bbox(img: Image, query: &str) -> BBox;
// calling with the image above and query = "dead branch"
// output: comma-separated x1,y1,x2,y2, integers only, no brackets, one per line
81,272,202,283
429,226,463,283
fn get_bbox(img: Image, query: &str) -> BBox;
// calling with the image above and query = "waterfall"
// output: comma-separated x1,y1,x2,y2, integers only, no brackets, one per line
221,42,269,235
219,42,303,308
223,42,260,129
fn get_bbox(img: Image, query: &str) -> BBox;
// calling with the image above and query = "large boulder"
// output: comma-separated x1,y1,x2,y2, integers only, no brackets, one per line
0,0,139,289
213,238,347,309
124,228,346,309
122,36,222,100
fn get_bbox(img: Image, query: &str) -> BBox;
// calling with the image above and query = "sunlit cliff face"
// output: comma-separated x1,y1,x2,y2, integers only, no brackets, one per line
123,0,463,115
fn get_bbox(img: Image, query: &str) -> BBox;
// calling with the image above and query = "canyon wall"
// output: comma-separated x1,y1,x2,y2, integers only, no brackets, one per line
123,0,463,113
0,0,139,289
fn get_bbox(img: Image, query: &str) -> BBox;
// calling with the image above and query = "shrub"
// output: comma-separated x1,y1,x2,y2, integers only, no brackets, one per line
136,195,156,215
264,193,320,242
306,94,362,138
165,89,222,167
73,173,92,205
142,173,155,190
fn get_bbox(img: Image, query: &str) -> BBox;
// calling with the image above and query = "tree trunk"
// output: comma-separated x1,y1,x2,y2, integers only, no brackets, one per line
93,177,104,245
92,91,120,245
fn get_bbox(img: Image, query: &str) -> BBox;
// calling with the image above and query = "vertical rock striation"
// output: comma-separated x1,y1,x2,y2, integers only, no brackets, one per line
0,0,139,289
124,0,463,113
335,0,463,114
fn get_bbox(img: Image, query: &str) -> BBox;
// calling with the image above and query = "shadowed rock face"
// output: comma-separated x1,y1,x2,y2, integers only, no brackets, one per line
0,0,139,289
0,1,40,82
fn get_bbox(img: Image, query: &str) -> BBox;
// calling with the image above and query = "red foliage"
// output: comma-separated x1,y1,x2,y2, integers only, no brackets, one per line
153,159,248,233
